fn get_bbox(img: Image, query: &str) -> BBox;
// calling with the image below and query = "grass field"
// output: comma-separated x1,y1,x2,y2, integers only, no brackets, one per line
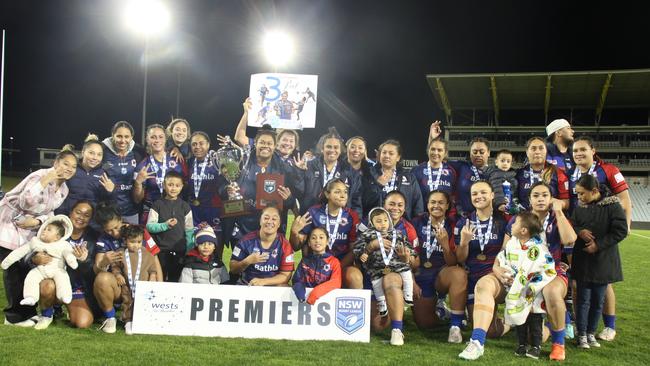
1,230,649,365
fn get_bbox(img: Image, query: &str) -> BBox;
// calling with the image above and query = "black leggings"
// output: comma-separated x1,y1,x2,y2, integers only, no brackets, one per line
157,250,184,282
1,247,38,322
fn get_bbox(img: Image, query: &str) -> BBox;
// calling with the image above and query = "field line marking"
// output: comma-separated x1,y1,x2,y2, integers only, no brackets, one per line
631,232,650,240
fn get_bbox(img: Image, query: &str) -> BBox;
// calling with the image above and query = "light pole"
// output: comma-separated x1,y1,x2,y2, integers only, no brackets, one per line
123,0,171,144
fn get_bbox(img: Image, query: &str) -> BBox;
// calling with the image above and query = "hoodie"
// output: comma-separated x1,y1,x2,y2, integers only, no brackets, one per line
292,251,342,305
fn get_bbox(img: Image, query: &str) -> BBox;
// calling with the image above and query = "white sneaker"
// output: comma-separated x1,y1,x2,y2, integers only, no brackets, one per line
34,316,53,330
99,317,117,334
448,325,463,343
598,327,616,341
390,328,404,346
458,339,484,360
19,297,37,306
4,317,35,327
587,334,601,348
577,335,590,349
125,322,133,335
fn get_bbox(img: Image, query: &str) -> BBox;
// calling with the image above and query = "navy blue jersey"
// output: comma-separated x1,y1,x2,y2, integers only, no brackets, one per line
568,160,628,213
447,160,486,215
300,205,360,260
454,212,506,283
410,162,457,205
231,232,295,284
300,157,362,216
411,213,455,271
101,139,146,216
515,164,569,209
135,154,187,211
55,165,113,215
546,141,574,172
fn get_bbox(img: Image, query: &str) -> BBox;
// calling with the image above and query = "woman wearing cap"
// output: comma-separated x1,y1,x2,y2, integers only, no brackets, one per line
294,127,362,215
0,147,77,326
362,139,423,220
515,137,570,210
411,190,467,343
133,124,188,223
229,206,294,286
101,121,147,225
166,118,192,160
545,118,575,172
180,224,229,284
568,135,632,342
55,135,115,217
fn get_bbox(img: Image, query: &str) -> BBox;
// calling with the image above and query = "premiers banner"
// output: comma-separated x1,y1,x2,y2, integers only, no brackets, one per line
132,282,371,343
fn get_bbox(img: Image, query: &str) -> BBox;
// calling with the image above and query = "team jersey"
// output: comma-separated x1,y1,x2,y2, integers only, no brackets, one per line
300,205,360,260
505,211,568,276
96,229,160,255
231,231,295,284
101,138,146,217
135,153,187,210
515,164,570,209
275,99,294,119
55,165,114,216
410,161,457,204
187,155,223,229
292,252,342,304
447,160,487,215
411,213,455,271
546,141,574,172
568,159,628,212
454,212,507,282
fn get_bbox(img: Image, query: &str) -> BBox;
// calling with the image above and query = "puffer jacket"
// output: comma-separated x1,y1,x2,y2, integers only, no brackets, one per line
179,248,229,284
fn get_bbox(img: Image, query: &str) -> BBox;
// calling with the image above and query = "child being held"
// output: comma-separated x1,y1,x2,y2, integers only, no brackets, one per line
180,223,229,285
486,149,519,214
111,225,158,334
496,211,556,359
354,207,416,317
292,227,342,304
2,215,77,312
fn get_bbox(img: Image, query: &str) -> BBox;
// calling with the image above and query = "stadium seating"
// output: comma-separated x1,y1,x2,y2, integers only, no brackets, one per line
629,184,650,222
630,140,650,148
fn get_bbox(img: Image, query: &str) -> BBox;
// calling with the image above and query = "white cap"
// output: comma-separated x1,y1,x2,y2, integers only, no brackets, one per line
546,119,571,137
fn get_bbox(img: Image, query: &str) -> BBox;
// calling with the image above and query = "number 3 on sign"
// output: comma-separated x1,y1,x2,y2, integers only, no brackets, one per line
265,76,281,101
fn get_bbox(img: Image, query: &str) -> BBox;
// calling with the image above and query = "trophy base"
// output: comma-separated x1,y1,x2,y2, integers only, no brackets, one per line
222,199,249,217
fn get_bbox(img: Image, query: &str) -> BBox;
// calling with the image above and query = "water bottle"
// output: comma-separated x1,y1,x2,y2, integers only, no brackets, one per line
502,180,512,211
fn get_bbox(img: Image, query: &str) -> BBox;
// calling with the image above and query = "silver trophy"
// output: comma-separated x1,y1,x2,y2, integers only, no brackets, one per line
215,143,247,216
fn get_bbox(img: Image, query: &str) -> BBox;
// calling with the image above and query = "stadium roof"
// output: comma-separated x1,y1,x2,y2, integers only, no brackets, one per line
426,69,650,124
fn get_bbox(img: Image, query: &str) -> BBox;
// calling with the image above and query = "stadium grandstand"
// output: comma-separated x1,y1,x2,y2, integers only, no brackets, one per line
426,69,650,229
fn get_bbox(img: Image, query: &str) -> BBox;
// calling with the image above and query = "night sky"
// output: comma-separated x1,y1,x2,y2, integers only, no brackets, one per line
1,0,649,168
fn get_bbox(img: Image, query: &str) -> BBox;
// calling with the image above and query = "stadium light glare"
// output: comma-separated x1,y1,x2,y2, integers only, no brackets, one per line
262,30,295,67
123,0,171,37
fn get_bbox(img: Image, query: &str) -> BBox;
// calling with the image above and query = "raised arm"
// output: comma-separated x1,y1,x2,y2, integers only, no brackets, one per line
234,98,253,147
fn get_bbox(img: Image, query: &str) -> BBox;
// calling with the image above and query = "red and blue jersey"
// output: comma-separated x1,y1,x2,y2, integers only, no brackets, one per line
454,212,507,282
515,164,570,209
546,141,574,172
300,205,359,260
410,162,457,205
568,160,628,212
411,213,455,270
135,154,187,211
292,252,342,304
96,229,160,255
231,232,294,284
448,160,486,215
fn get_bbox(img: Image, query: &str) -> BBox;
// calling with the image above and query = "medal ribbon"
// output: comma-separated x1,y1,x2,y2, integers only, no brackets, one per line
193,157,208,200
426,163,443,191
124,248,142,298
323,161,338,187
377,230,397,267
149,153,168,194
324,204,343,250
475,214,494,254
382,169,397,193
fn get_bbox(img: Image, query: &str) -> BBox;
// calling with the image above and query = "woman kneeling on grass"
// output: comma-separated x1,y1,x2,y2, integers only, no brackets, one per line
230,206,294,286
92,202,162,333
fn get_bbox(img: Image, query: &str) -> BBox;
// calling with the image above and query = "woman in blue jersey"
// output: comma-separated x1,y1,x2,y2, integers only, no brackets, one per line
101,121,146,225
295,127,362,215
454,181,508,335
55,135,115,217
229,206,294,286
92,202,162,333
410,138,457,209
36,200,101,328
290,178,360,268
362,139,423,220
411,190,467,343
133,124,187,224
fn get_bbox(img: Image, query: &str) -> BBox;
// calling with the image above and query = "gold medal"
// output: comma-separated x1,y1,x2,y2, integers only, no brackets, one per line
423,261,433,269
477,253,487,261
383,267,392,275
192,199,200,206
